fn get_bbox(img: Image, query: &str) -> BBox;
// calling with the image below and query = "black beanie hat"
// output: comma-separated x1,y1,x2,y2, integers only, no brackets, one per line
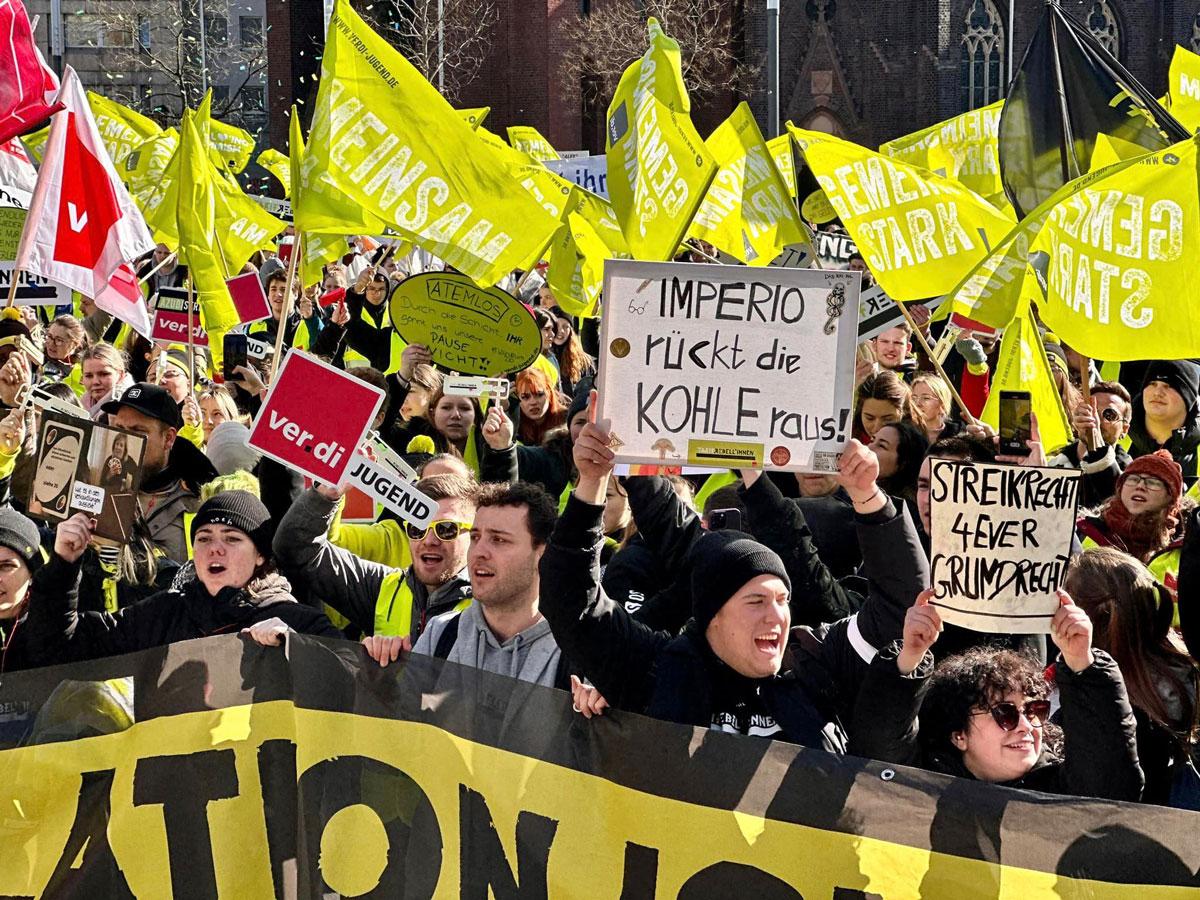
689,530,791,632
0,507,43,573
567,377,594,426
1142,360,1200,415
190,490,274,557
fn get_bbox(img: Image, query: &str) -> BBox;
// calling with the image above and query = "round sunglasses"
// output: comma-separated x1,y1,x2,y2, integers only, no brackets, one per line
971,699,1051,731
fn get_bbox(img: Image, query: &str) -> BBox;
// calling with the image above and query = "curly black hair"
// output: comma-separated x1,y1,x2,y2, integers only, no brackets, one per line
919,647,1061,759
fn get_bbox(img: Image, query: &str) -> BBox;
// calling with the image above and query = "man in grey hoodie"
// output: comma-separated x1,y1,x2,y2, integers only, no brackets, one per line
364,482,569,688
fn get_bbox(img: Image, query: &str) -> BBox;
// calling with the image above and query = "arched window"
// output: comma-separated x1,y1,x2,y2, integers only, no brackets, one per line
1087,0,1120,58
1190,12,1200,54
960,0,1005,110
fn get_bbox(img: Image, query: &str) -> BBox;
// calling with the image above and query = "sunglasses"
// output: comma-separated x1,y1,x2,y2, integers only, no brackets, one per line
971,699,1051,731
404,519,473,542
1099,408,1125,423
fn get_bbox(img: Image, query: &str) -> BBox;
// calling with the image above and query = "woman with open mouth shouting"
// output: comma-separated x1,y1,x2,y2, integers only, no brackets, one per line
24,491,340,663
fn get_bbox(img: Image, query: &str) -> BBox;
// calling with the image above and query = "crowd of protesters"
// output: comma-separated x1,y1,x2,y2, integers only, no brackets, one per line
0,234,1197,812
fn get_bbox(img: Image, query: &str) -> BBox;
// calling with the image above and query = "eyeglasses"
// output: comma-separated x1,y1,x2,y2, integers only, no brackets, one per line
404,519,473,542
1125,474,1167,493
1099,408,1126,423
971,699,1051,731
45,333,71,348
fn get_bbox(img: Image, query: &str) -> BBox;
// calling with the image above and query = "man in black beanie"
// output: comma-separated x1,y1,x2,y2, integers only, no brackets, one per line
1128,360,1200,485
540,391,927,748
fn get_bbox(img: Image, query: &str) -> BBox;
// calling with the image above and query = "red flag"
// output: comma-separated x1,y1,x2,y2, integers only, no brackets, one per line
0,0,59,144
15,68,154,336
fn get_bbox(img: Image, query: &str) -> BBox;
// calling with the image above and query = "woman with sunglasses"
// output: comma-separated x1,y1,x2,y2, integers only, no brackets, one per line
1077,451,1186,621
850,589,1143,800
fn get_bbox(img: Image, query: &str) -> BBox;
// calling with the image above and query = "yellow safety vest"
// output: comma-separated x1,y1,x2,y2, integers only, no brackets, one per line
1081,534,1182,628
373,570,472,638
344,305,406,373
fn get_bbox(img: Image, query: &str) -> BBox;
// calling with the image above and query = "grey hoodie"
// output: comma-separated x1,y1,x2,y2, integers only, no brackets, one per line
414,603,562,688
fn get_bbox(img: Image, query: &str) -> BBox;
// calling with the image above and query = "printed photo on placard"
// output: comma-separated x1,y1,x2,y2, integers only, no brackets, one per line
28,415,86,522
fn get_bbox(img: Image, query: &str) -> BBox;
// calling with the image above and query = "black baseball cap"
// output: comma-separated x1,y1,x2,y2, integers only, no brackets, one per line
101,383,184,429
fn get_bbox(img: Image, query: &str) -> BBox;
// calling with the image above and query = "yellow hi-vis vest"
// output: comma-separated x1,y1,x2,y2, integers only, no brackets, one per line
373,570,472,638
344,305,406,373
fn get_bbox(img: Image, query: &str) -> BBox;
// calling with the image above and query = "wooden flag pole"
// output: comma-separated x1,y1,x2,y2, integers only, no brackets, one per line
894,300,978,427
186,278,196,388
137,252,178,286
1077,355,1103,452
4,272,20,309
271,232,303,382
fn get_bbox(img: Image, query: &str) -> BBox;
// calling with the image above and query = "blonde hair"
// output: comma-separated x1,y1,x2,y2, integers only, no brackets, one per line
198,384,243,425
912,372,952,416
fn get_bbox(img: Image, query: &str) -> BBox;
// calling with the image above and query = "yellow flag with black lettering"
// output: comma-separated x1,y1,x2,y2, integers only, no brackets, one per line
1030,136,1200,361
86,91,162,168
688,103,809,266
303,0,559,285
605,18,716,260
981,288,1074,455
880,100,1005,207
789,126,1014,300
767,133,797,200
507,125,560,162
257,148,291,196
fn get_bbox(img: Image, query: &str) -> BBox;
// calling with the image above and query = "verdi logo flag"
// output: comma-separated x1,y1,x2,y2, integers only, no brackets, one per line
605,18,716,261
790,127,1013,301
86,91,161,169
1030,136,1200,361
981,291,1074,455
304,0,559,286
767,133,797,200
1167,45,1200,133
507,125,559,162
688,102,809,267
458,106,490,129
881,100,1005,207
208,116,255,173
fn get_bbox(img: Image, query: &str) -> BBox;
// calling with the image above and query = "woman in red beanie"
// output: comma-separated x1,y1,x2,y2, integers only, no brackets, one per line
1078,450,1188,619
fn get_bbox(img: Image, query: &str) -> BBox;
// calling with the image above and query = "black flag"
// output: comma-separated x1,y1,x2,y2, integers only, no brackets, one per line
998,0,1189,219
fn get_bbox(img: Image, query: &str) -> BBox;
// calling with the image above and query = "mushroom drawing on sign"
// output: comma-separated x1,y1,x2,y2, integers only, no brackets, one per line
651,438,676,459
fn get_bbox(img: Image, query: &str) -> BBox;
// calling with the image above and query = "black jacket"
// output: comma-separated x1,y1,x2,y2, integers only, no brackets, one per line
1128,396,1200,486
850,643,1144,802
1051,441,1131,511
538,491,928,750
1176,507,1200,665
24,554,340,664
0,612,42,673
481,433,573,496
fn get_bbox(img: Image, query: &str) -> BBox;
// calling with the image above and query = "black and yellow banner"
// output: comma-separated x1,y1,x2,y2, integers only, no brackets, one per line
0,635,1195,896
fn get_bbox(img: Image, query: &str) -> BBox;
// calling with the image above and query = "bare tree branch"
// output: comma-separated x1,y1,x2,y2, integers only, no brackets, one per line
560,0,757,106
360,0,498,101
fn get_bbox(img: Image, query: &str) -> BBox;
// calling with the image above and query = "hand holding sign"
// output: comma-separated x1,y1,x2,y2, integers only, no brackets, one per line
0,409,24,456
0,353,30,407
574,391,616,500
398,343,433,381
54,513,95,564
897,590,943,675
482,405,513,451
1051,591,1095,673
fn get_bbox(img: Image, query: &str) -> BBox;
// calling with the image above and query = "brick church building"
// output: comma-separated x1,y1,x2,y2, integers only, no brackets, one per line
268,1,1200,158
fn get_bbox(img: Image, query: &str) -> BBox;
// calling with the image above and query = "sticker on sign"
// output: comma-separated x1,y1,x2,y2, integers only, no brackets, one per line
443,376,509,400
248,351,384,486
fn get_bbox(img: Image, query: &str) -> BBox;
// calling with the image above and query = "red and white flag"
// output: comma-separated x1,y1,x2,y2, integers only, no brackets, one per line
0,0,59,144
0,137,36,197
15,68,155,336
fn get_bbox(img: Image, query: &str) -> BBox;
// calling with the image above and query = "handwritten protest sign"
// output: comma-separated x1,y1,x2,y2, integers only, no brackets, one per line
598,260,860,472
389,272,541,376
929,460,1081,633
28,412,147,542
151,287,208,346
0,207,24,258
248,351,384,486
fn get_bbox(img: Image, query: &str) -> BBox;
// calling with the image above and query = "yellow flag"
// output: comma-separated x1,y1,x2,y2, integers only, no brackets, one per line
507,125,560,162
176,106,238,364
605,18,717,261
304,0,559,285
767,134,797,200
20,126,49,164
257,148,291,196
208,117,256,173
1030,136,1200,361
688,103,808,266
458,107,490,129
129,129,182,247
1167,45,1200,133
789,125,1014,300
86,92,162,168
288,108,345,289
547,191,628,317
981,289,1073,455
880,100,1005,207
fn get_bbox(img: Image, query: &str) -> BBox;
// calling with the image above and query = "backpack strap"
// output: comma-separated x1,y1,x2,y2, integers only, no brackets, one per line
433,613,462,659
